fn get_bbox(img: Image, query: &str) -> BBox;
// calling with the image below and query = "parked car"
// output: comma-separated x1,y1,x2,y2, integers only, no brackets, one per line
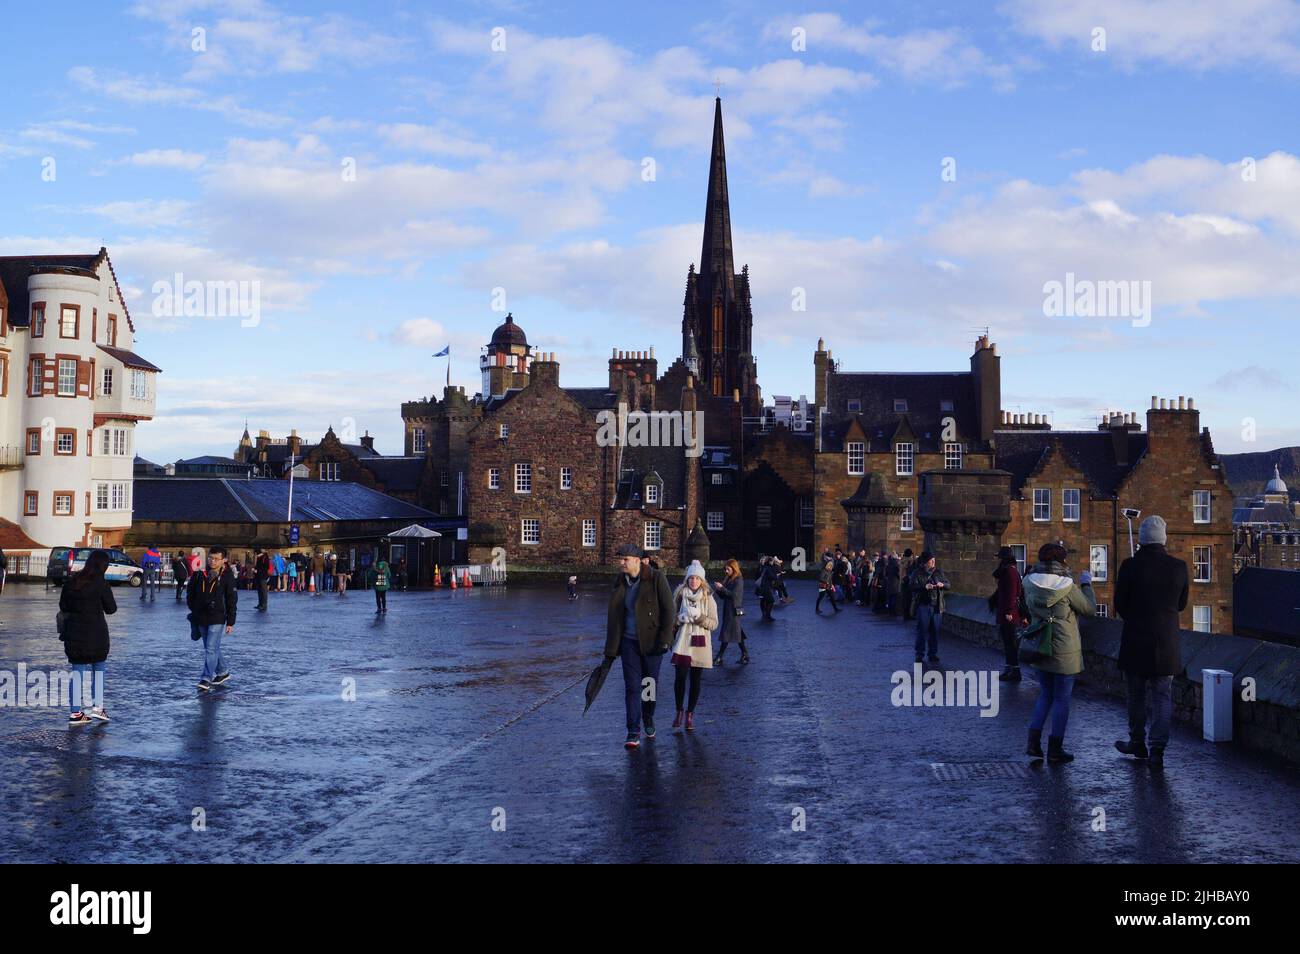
46,547,73,584
67,547,143,587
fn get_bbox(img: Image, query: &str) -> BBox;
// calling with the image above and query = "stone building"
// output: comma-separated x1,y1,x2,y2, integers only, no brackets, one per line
1232,465,1300,572
995,397,1235,634
812,334,1002,557
232,426,424,504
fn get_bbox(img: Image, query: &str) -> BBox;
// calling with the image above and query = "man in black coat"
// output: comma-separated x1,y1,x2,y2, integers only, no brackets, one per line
188,546,239,691
605,544,675,749
1114,515,1189,770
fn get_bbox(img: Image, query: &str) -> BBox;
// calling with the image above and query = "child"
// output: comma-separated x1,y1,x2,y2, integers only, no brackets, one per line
566,575,578,600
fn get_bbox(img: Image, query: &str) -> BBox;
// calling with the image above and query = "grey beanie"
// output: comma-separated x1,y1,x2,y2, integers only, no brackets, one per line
1139,515,1168,546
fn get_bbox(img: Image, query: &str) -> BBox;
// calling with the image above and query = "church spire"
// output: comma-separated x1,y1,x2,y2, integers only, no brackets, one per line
699,96,735,307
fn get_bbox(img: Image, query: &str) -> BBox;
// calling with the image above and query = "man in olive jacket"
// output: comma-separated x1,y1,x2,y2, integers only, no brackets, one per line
605,544,675,749
1114,515,1189,770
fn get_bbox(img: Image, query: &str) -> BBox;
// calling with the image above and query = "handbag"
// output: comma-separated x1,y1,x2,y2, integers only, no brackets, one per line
1017,617,1055,665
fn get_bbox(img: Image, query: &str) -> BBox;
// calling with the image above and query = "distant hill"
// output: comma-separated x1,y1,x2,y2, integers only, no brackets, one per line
1219,446,1300,500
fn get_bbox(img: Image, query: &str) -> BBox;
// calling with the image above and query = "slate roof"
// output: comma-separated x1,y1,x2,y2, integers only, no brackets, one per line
98,345,162,373
0,253,101,328
993,429,1149,497
133,478,438,523
363,456,425,493
1233,498,1298,527
822,371,980,453
563,387,619,411
614,443,689,509
1234,567,1300,641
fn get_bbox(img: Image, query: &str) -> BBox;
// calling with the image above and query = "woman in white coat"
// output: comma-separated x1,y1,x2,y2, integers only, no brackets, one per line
669,560,719,731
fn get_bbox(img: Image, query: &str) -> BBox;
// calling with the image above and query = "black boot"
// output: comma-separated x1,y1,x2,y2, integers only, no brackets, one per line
740,643,751,665
1026,729,1044,758
1114,738,1149,759
1047,736,1074,763
1148,747,1165,771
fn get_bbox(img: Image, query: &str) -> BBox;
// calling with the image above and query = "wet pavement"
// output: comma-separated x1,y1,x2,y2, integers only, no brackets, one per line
1,578,1297,863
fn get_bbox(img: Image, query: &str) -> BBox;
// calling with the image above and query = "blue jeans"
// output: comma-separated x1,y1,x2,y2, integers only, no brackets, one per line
619,636,664,734
69,661,106,713
141,565,158,599
1029,671,1076,737
200,624,228,681
915,606,941,658
1126,673,1173,749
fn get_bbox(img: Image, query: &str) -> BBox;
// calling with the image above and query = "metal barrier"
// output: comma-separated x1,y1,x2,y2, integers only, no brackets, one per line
450,564,507,585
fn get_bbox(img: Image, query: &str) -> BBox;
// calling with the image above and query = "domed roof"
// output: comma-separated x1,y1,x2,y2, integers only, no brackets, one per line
1265,464,1288,495
490,313,527,348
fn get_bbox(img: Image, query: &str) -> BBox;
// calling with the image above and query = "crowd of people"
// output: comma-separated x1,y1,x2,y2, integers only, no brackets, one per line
602,513,1190,770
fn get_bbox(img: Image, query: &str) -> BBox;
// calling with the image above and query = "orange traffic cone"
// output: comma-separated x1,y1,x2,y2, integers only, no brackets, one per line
449,569,457,589
463,569,473,588
308,573,316,593
433,564,442,587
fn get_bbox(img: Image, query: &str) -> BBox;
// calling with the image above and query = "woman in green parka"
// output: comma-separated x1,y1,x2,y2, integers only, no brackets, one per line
1022,542,1095,763
368,558,391,615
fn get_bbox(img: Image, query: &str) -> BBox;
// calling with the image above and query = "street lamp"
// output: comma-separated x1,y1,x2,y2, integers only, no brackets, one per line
1122,507,1141,557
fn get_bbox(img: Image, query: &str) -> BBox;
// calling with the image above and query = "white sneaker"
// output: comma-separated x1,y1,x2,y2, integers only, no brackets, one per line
87,706,110,722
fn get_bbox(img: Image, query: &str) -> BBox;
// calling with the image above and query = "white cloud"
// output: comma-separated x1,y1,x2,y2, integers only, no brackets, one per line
1003,0,1300,72
67,66,289,128
120,148,207,170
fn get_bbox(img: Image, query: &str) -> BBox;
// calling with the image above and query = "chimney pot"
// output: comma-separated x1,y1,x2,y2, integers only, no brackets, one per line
1151,395,1158,409
1178,396,1185,410
1188,398,1195,410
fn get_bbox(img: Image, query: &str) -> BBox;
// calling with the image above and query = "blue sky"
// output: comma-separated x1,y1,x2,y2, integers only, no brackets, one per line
2,0,1298,462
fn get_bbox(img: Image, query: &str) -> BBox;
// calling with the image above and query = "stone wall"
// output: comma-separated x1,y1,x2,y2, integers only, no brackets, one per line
941,594,1300,765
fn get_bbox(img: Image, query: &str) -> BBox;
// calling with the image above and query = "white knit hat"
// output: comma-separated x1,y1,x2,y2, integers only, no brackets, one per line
684,560,707,582
1139,515,1168,546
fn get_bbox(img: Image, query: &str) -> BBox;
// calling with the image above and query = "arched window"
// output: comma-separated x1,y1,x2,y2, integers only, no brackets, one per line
712,301,723,351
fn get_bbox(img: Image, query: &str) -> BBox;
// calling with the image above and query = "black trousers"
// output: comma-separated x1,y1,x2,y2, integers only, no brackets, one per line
999,620,1019,667
674,665,702,711
816,587,838,611
256,579,269,609
375,589,387,612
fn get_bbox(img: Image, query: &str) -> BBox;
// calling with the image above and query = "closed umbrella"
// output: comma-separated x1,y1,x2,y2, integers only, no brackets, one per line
583,657,615,715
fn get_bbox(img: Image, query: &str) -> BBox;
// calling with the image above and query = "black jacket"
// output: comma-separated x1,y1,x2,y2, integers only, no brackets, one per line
1115,544,1189,676
187,567,239,627
604,564,675,657
60,577,117,664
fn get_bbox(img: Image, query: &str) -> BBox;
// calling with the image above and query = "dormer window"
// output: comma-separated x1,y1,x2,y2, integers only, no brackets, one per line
645,480,660,505
846,399,861,412
893,399,908,413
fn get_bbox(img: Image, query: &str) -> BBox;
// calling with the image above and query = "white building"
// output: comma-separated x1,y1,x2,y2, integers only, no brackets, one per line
0,249,159,567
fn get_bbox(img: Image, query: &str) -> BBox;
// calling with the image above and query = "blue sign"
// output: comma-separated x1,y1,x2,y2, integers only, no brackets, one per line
290,525,300,545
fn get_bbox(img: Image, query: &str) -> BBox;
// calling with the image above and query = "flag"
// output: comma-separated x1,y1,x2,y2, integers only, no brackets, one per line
434,346,450,357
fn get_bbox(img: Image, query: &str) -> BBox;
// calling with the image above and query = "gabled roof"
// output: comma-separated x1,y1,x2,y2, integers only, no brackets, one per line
362,456,424,492
614,443,688,509
823,371,979,453
564,387,619,411
0,248,133,331
994,429,1148,497
133,478,438,523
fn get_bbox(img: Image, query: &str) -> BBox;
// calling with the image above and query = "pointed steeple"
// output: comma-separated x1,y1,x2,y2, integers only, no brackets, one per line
699,97,735,307
684,324,700,377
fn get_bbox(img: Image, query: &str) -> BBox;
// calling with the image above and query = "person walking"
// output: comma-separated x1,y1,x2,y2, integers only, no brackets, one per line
1114,516,1189,771
993,546,1026,682
885,552,902,615
1022,542,1096,763
253,547,271,611
61,549,117,725
368,557,391,614
815,559,840,614
900,549,916,621
171,552,190,601
335,552,350,596
187,546,238,692
603,544,674,749
713,559,749,664
140,544,161,601
669,560,719,731
755,557,777,621
871,552,889,613
911,552,949,665
771,557,791,605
